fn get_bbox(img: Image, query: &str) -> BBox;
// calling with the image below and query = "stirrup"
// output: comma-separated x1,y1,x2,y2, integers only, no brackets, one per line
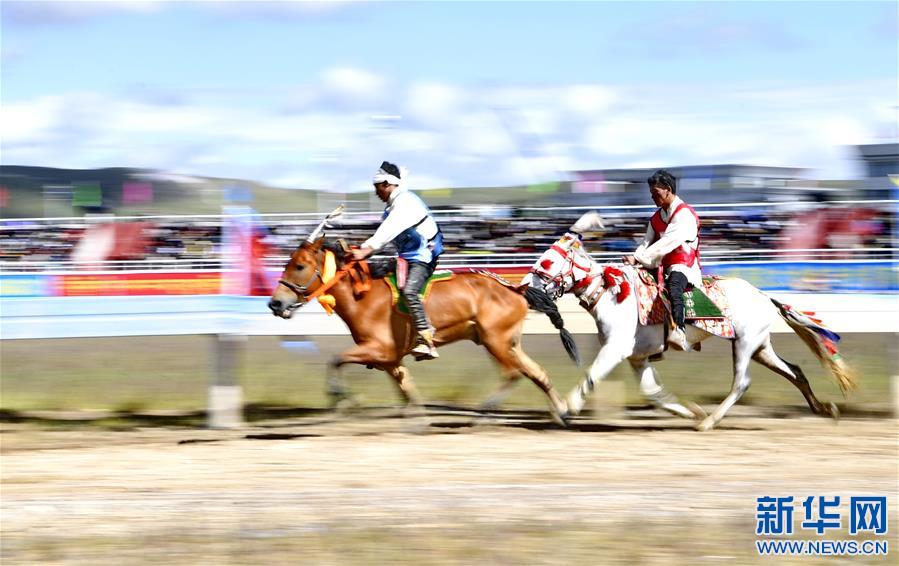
668,326,690,352
411,343,439,360
411,329,439,360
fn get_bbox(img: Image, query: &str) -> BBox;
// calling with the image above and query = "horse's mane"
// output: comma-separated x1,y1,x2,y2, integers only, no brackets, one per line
318,238,394,280
319,238,347,262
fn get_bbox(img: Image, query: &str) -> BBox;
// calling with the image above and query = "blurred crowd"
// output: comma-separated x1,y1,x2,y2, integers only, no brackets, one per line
1,206,894,269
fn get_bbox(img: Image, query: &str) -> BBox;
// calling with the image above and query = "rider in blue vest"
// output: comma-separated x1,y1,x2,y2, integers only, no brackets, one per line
348,161,444,360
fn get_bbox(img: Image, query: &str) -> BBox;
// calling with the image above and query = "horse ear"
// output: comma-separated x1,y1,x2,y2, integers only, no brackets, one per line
310,237,324,249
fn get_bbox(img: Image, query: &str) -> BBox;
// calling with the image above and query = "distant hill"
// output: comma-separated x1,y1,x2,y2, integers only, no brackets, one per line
0,165,332,218
0,165,575,219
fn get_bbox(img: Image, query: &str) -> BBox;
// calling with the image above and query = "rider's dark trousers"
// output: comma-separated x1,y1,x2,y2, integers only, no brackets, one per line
402,258,438,332
666,270,689,330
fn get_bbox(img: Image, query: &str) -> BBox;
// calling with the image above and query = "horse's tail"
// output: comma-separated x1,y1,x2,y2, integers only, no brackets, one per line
769,297,858,394
523,286,581,367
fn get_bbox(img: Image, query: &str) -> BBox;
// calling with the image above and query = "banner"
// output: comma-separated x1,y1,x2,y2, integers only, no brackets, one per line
703,261,898,292
0,275,54,298
72,182,102,208
2,262,895,298
58,272,222,296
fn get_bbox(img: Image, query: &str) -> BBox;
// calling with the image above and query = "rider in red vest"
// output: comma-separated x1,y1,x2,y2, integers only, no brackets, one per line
624,169,702,351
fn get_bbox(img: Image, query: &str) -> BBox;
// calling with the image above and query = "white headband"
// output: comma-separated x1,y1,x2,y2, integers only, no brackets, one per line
373,167,402,186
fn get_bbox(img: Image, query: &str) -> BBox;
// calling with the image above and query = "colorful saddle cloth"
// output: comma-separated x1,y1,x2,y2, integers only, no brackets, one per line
636,271,736,339
383,271,455,314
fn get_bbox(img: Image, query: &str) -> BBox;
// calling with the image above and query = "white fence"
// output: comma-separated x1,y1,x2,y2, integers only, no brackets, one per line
2,292,897,341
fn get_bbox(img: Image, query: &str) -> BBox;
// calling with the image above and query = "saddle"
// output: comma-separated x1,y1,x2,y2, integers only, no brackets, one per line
372,258,455,313
635,269,736,339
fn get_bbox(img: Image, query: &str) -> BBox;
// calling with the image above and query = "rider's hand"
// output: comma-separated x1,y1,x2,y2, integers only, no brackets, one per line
348,247,373,262
622,255,637,265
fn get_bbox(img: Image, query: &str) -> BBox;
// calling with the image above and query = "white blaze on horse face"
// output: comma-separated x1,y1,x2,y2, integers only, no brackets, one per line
529,234,584,298
531,244,567,294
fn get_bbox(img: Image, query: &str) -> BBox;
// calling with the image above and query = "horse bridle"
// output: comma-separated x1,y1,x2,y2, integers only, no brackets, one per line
278,262,323,302
533,242,592,298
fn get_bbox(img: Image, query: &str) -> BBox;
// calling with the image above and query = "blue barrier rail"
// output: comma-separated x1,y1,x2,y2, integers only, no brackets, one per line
2,261,897,340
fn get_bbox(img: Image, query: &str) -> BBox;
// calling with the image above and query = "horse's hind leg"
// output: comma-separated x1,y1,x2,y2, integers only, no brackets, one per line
752,340,839,419
510,343,567,421
481,334,567,424
628,358,706,420
480,375,523,412
697,338,753,431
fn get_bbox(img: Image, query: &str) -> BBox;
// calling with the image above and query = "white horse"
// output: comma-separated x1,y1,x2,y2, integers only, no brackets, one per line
527,213,857,431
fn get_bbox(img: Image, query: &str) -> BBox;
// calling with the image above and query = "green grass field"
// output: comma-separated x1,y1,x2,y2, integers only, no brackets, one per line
1,332,895,420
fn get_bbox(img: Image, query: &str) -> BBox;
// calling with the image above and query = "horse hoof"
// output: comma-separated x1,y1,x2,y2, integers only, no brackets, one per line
335,395,363,413
565,393,585,417
551,410,571,428
696,416,717,432
826,401,840,421
478,401,500,413
401,418,430,435
685,401,708,421
686,401,707,420
473,415,497,427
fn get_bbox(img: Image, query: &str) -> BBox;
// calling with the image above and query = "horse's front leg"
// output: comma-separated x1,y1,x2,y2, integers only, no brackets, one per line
383,363,431,434
385,364,425,412
629,357,706,420
326,342,394,410
325,357,357,409
564,342,630,418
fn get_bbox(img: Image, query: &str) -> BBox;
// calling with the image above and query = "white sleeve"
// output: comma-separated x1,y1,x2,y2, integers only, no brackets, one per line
633,222,655,259
633,209,698,267
362,193,427,250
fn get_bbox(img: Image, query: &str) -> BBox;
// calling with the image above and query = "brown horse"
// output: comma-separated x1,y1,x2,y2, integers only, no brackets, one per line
268,236,579,422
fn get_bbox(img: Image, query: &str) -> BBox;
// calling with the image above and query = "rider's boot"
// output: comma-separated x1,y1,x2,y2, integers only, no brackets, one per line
411,328,439,361
668,325,690,352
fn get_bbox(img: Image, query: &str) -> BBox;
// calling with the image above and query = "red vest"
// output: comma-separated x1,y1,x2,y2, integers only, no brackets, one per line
649,202,701,268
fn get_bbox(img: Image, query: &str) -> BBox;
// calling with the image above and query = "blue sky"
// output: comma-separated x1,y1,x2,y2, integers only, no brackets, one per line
2,1,897,191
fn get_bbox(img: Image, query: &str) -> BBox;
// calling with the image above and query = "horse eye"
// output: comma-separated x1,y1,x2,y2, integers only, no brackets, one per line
296,264,305,271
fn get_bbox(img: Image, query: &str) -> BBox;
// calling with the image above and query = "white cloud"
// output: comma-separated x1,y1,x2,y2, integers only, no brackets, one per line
404,82,464,127
816,116,870,147
381,129,443,154
404,173,454,191
0,96,63,144
583,117,659,156
2,1,160,25
202,0,365,21
321,67,386,106
562,85,617,117
2,76,892,189
450,112,516,157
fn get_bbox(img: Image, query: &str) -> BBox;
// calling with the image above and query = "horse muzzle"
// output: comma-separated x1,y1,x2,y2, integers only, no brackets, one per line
531,274,563,301
268,298,304,319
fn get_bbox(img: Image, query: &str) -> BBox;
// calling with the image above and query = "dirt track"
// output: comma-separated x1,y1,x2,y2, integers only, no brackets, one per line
2,409,897,565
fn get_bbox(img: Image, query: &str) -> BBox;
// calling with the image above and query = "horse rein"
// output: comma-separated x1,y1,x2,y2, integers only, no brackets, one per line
278,256,371,303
